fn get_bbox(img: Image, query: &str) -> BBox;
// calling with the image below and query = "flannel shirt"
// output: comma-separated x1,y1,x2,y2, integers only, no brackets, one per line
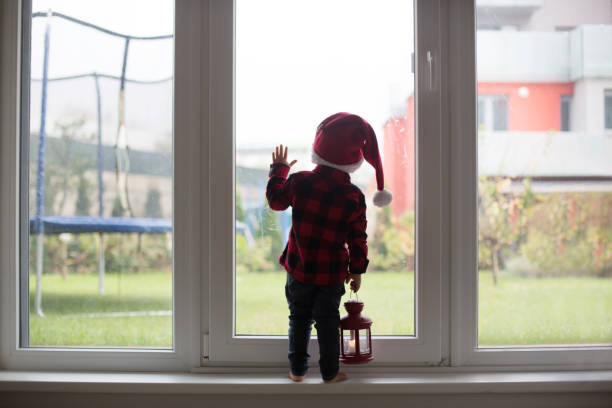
266,163,369,286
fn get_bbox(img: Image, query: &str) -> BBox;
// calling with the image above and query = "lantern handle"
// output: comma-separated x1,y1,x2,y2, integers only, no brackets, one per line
349,289,359,301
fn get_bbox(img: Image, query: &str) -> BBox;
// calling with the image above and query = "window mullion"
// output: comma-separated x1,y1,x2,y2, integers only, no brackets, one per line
0,0,22,368
412,0,445,364
448,0,478,367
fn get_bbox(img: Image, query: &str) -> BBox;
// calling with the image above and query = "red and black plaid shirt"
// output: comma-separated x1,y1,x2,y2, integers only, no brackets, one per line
266,163,369,286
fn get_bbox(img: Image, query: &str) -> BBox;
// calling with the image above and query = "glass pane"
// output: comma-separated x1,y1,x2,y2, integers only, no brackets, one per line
358,329,370,354
492,96,508,131
342,330,356,355
477,0,612,347
605,90,612,129
24,0,174,347
341,330,369,354
478,100,486,130
561,95,572,131
235,0,415,336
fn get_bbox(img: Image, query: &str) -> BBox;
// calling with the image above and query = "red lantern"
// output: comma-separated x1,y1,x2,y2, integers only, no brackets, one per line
339,297,373,364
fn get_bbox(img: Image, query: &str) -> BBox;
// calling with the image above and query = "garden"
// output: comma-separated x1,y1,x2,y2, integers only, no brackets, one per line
29,178,612,348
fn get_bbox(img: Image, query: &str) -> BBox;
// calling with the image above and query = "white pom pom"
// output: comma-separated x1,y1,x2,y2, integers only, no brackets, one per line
373,189,393,207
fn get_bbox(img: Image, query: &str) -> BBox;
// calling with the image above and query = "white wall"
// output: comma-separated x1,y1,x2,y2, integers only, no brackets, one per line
477,30,570,82
525,0,612,31
570,25,612,81
572,78,612,133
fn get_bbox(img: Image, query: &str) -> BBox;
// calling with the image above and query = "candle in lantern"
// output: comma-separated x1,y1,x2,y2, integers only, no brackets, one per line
348,339,356,353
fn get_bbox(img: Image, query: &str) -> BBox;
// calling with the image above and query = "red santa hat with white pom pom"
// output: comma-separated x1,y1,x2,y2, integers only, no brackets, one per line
311,112,393,207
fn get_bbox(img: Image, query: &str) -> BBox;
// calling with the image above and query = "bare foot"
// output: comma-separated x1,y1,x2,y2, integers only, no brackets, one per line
288,371,305,382
324,371,348,384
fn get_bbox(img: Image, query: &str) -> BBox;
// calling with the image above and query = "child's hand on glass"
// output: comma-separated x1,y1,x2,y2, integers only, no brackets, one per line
345,273,361,293
272,144,297,168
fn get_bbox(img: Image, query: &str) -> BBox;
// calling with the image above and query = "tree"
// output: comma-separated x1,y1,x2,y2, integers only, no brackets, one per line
255,203,283,268
236,189,245,222
478,177,531,285
111,196,125,217
30,117,93,216
144,185,163,218
51,118,93,214
75,176,92,216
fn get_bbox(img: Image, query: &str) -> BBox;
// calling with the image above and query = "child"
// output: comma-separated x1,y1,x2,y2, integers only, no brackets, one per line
266,112,392,383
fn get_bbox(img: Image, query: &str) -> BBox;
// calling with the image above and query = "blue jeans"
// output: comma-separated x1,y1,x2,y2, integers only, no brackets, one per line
285,273,345,381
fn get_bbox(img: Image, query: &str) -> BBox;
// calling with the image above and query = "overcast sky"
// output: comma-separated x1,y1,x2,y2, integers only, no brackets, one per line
31,0,414,152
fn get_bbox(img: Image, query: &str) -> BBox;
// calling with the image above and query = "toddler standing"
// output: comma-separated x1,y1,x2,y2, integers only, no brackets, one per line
266,112,392,383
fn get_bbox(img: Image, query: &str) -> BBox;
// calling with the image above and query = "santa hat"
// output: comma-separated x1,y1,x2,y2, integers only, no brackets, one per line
311,112,393,207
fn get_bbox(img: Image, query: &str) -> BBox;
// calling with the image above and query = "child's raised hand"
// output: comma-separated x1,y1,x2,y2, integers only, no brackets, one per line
272,144,297,168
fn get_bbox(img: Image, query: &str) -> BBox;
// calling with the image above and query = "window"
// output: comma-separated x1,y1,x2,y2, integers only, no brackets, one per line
478,95,508,131
235,0,416,338
605,90,612,130
2,0,611,372
455,0,612,366
209,0,443,365
1,0,201,370
23,0,174,349
561,95,572,131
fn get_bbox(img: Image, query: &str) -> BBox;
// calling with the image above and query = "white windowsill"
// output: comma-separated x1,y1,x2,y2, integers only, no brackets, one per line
1,370,611,395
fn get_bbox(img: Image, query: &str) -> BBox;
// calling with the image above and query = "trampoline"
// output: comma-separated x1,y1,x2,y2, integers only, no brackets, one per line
30,11,173,316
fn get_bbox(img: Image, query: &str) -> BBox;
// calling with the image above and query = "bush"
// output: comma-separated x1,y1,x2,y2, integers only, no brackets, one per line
475,180,612,280
518,192,612,277
144,185,163,218
235,234,276,274
104,233,171,274
369,207,415,271
519,193,612,276
29,232,172,277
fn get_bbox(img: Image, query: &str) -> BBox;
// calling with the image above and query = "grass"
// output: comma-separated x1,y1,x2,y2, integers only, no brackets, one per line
29,270,612,347
478,272,612,346
29,272,172,347
235,271,415,336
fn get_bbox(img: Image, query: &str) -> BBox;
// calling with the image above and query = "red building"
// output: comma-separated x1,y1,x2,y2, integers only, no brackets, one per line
384,2,612,216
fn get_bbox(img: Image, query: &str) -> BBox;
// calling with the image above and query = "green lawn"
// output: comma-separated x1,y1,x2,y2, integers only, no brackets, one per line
478,272,612,346
29,272,172,347
236,271,415,336
29,271,612,347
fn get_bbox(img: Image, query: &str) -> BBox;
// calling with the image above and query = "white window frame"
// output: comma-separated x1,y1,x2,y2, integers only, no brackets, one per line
2,0,611,373
0,0,202,371
205,0,446,366
449,0,612,368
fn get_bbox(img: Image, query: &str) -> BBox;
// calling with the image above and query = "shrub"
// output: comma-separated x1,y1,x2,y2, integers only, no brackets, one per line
519,193,612,277
369,207,415,272
104,233,171,274
144,185,163,218
235,234,275,274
